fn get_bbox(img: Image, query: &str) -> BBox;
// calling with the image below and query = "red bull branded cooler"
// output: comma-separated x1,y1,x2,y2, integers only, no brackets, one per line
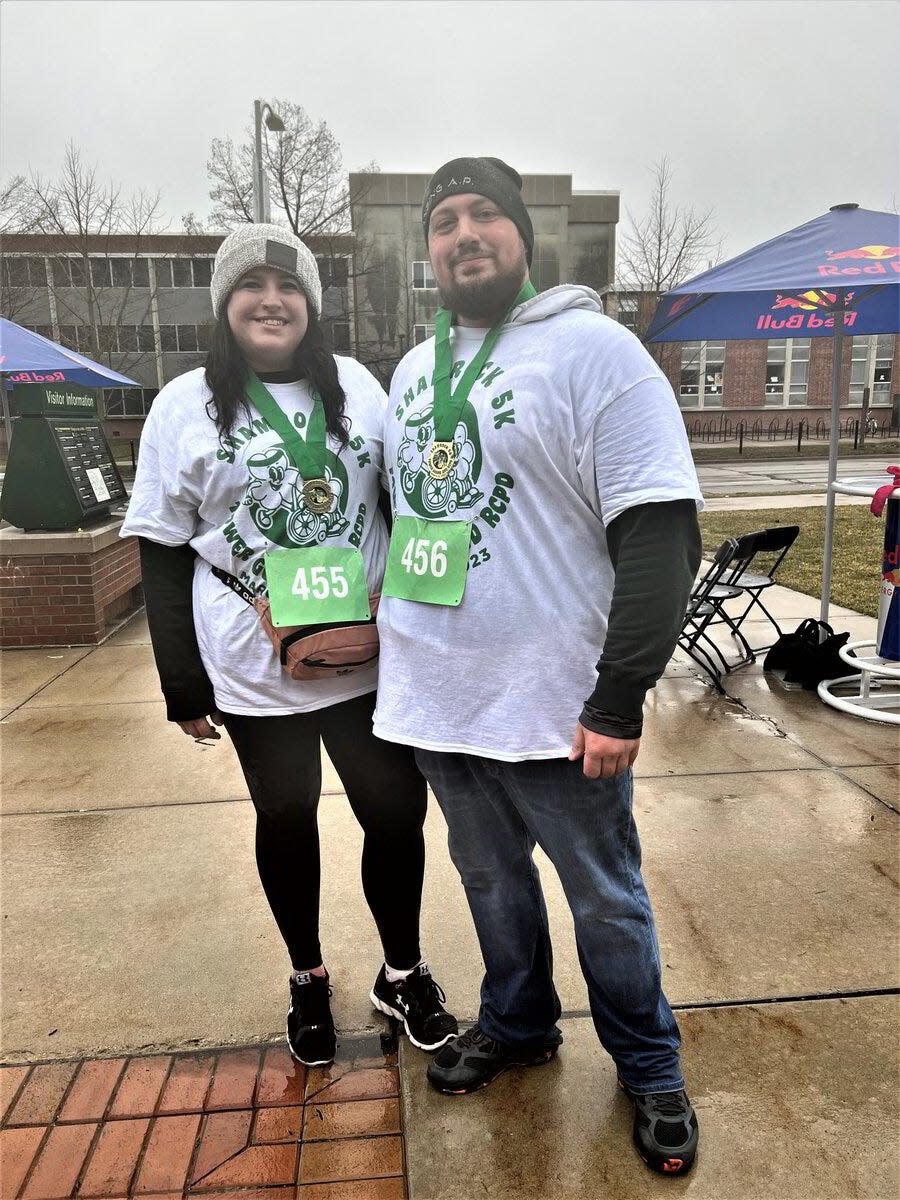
872,467,900,662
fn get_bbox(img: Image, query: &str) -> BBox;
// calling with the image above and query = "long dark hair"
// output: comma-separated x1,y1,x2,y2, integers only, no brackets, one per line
204,303,350,449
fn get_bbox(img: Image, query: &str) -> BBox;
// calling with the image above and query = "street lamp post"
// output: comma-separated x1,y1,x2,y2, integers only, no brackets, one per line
252,100,285,223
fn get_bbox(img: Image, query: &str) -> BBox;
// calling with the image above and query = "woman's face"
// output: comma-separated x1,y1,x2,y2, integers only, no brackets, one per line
226,265,309,371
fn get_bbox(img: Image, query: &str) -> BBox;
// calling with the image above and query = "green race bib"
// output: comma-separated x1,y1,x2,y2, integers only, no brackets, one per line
382,515,472,606
264,546,370,627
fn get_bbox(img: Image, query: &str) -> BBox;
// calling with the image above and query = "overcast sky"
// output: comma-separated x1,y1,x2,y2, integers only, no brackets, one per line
2,0,897,258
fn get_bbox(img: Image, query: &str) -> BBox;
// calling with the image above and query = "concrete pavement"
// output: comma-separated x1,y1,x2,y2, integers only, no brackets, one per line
1,592,897,1199
695,454,894,497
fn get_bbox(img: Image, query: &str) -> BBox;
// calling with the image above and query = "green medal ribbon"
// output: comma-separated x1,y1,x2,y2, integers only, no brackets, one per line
244,375,369,624
245,372,333,514
383,280,536,606
427,280,535,481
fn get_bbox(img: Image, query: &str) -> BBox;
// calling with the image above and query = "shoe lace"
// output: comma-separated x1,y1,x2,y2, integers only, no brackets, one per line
405,970,447,1013
648,1091,689,1118
455,1025,494,1051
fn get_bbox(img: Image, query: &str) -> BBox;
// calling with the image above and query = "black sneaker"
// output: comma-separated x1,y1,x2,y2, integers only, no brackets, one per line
427,1024,561,1095
369,963,458,1051
619,1081,699,1176
286,971,336,1066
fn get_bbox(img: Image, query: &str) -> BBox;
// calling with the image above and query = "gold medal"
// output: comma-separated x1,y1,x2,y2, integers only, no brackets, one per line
427,441,456,480
302,478,333,514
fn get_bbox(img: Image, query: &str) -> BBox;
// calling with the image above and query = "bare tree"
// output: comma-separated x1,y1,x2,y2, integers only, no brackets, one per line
1,175,38,236
206,99,376,236
617,157,723,298
181,211,208,235
0,175,47,321
19,143,161,378
614,157,723,377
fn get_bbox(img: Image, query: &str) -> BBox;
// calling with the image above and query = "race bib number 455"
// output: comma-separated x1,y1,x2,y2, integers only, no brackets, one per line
382,515,472,606
264,546,370,627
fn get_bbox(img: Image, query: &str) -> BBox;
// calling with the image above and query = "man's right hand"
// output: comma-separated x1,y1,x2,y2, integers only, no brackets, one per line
177,713,223,741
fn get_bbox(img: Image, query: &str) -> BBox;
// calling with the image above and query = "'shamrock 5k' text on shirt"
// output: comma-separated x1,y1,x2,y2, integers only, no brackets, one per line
121,360,389,715
373,284,704,761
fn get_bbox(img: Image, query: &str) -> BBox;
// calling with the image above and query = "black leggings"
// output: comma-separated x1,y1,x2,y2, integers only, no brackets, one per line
222,691,427,972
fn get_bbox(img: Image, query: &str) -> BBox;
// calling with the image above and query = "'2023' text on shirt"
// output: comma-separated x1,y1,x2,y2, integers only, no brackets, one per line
373,285,704,761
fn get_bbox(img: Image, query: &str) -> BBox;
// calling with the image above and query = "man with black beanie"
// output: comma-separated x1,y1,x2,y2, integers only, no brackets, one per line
373,156,703,1176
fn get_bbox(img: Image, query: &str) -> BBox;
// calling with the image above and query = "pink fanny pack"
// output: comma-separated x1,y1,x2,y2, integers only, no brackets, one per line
253,592,380,680
213,567,380,681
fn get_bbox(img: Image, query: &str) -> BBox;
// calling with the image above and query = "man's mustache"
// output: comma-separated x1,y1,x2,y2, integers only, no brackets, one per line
450,250,495,267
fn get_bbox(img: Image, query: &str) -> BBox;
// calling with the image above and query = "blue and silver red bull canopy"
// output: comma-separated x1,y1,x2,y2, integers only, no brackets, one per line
646,205,900,342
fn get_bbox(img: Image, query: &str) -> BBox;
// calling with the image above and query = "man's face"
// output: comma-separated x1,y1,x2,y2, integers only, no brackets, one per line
427,193,528,323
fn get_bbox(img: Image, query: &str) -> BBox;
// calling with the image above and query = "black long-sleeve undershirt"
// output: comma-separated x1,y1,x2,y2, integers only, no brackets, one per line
579,498,702,739
138,537,216,723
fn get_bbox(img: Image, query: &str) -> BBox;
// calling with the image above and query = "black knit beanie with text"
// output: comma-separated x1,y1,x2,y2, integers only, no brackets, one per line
422,157,534,266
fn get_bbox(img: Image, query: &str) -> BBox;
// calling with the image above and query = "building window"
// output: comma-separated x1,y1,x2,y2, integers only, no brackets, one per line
90,259,111,288
617,296,639,334
103,387,158,417
176,324,199,352
679,341,724,409
317,257,349,289
530,239,560,292
412,261,436,289
325,321,351,354
191,258,212,287
196,323,214,352
172,260,193,288
413,324,435,345
850,335,894,406
3,257,47,287
152,259,173,288
765,339,810,406
159,324,177,351
111,259,133,288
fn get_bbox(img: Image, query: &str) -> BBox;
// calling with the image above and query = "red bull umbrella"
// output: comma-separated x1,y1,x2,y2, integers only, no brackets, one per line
646,205,900,343
646,204,900,622
0,316,140,449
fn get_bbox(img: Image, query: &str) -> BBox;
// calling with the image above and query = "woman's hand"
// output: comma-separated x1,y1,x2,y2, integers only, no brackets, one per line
178,713,224,742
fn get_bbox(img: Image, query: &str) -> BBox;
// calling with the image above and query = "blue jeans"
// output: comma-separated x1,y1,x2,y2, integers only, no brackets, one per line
415,750,684,1094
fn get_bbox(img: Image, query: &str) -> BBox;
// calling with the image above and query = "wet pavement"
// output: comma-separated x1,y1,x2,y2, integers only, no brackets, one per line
695,453,894,497
1,1034,406,1198
1,589,897,1199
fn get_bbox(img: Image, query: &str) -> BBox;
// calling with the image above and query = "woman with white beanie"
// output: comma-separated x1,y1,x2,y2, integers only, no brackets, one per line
121,224,457,1065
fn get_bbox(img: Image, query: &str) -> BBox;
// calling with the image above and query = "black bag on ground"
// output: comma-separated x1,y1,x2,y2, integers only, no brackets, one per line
763,618,860,689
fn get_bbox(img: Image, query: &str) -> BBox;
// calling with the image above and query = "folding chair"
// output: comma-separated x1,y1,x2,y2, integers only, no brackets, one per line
720,525,800,651
678,535,758,691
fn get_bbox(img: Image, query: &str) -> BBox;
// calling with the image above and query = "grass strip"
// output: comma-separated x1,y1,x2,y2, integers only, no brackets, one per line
697,505,884,618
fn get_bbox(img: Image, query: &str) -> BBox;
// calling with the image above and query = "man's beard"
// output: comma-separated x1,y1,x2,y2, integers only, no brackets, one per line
438,258,527,323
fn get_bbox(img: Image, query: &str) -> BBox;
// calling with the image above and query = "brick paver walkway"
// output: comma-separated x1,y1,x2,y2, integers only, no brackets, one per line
0,1036,406,1199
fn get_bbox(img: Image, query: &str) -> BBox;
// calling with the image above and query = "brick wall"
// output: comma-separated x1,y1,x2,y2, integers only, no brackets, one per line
0,537,141,647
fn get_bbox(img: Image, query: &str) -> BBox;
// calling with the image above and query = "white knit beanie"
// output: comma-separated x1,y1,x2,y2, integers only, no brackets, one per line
210,223,322,317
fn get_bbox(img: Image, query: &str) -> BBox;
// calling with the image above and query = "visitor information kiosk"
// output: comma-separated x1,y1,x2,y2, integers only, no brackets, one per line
0,382,127,531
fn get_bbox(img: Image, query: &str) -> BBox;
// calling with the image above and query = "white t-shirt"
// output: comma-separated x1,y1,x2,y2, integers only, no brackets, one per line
121,360,389,715
373,285,704,761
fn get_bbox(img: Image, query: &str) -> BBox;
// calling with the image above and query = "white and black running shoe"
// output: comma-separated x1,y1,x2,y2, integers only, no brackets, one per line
287,971,336,1066
370,963,458,1051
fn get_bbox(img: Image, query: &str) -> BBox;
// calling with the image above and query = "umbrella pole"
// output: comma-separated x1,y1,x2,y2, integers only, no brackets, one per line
820,288,847,623
1,378,12,457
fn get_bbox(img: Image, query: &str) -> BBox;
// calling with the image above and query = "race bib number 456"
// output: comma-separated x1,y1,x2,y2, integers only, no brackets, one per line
382,515,472,606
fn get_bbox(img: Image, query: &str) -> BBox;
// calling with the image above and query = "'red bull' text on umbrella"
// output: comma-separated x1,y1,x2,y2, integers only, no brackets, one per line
645,203,900,621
